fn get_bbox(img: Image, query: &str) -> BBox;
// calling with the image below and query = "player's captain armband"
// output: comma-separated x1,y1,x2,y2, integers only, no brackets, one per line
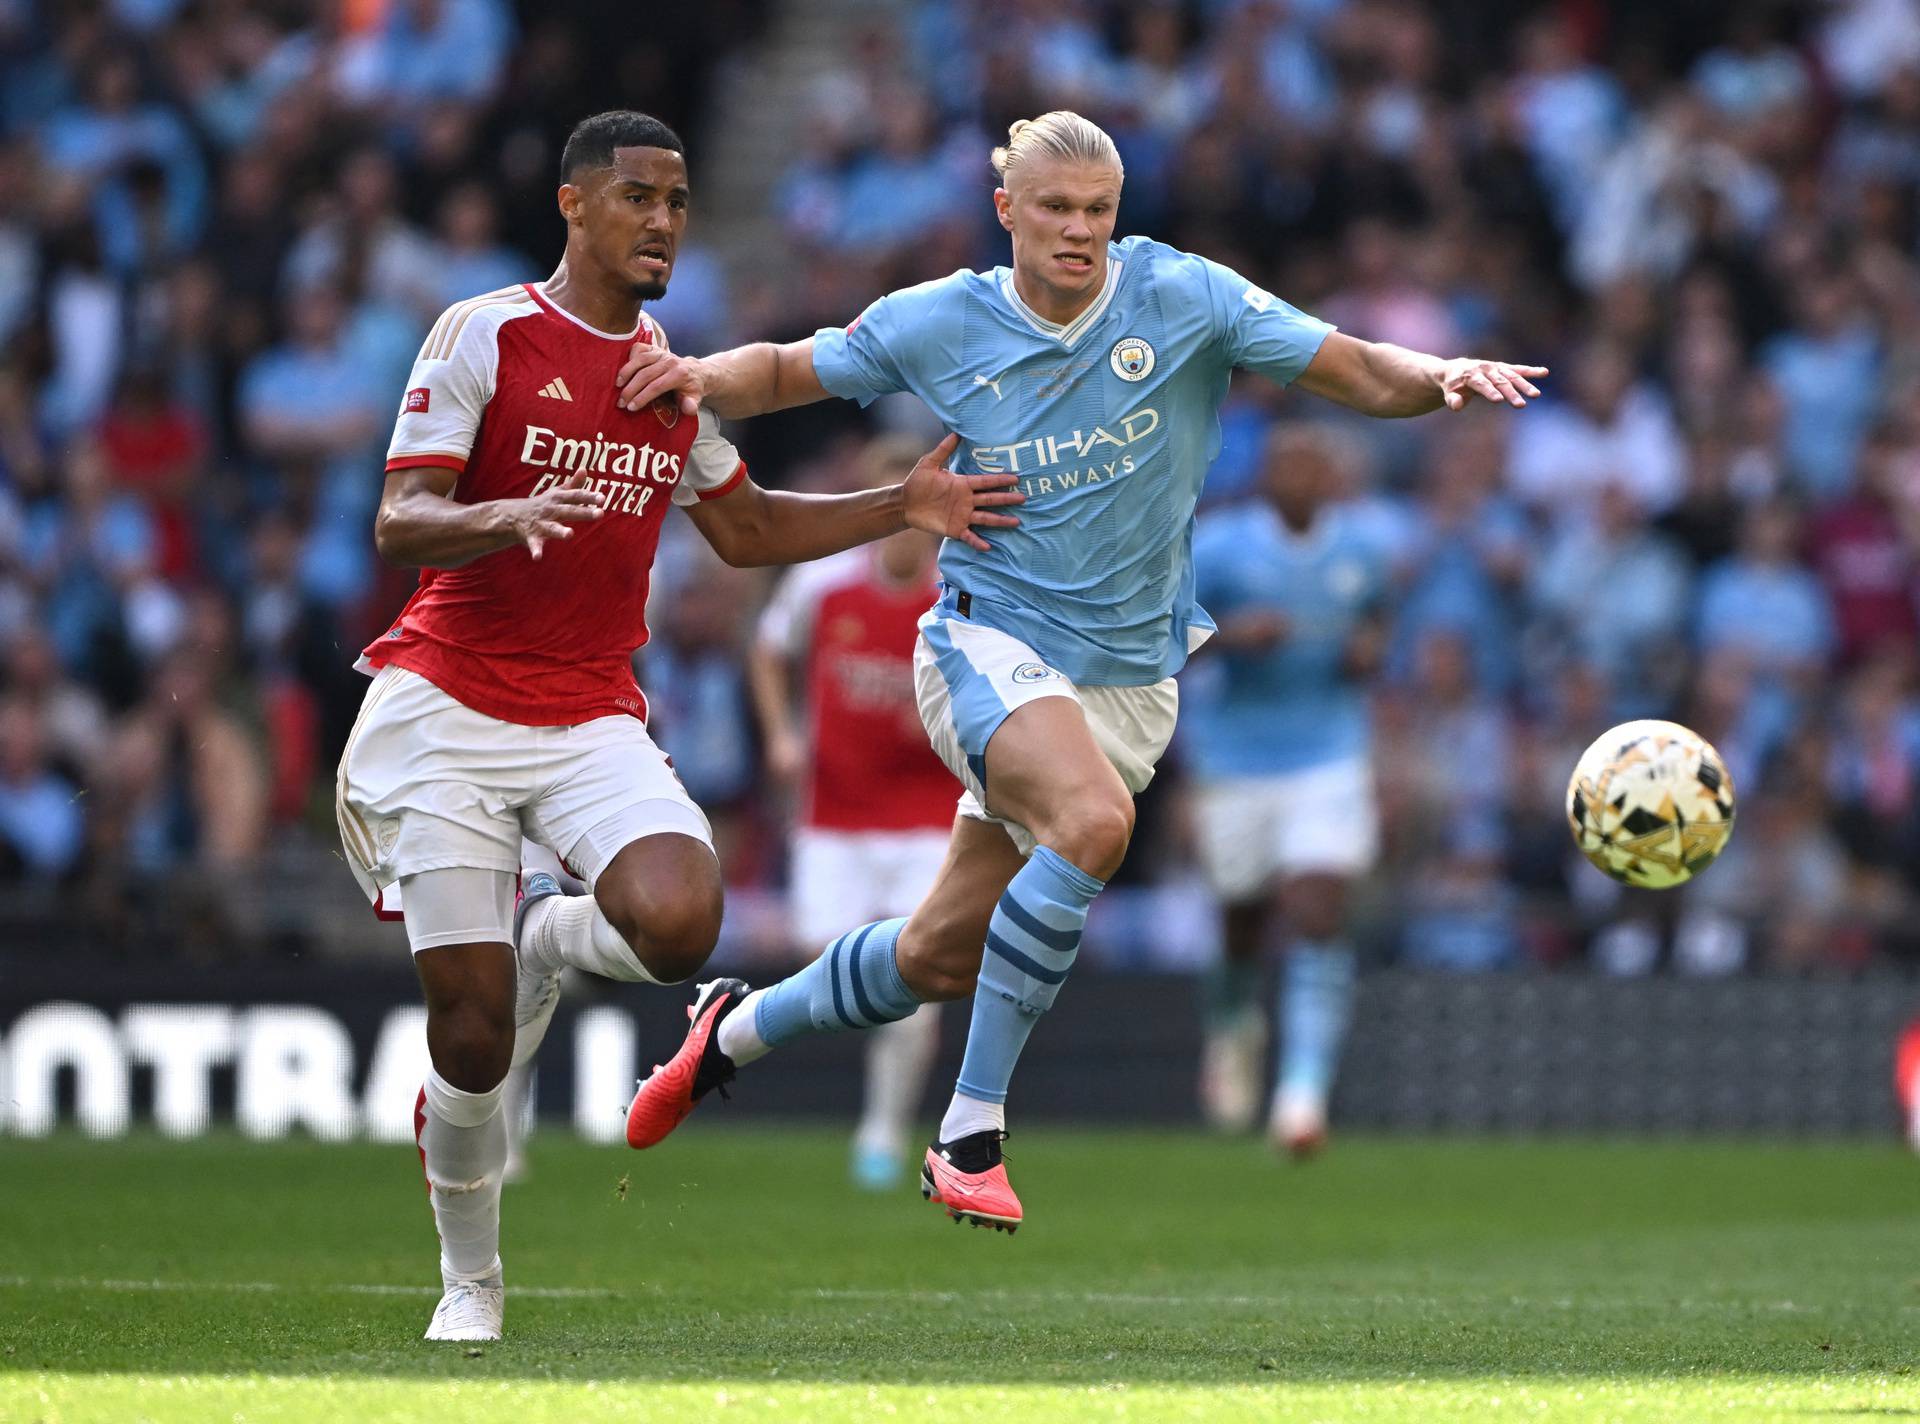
671,407,750,506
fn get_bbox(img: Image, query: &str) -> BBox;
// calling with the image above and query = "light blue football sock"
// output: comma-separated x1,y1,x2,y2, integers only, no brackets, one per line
954,847,1105,1106
1278,940,1357,1102
754,917,920,1046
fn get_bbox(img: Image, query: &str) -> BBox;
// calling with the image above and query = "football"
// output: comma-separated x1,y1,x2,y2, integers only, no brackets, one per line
1565,720,1736,888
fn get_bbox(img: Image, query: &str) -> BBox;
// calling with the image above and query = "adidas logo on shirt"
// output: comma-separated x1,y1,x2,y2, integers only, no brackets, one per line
538,377,574,402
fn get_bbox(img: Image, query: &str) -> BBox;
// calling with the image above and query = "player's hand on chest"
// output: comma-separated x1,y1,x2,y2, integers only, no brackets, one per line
506,341,693,508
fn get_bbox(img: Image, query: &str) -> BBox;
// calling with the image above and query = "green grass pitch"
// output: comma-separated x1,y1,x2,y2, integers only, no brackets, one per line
2,1127,1917,1421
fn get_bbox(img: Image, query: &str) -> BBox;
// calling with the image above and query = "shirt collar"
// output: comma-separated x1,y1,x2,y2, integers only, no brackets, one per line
997,254,1124,349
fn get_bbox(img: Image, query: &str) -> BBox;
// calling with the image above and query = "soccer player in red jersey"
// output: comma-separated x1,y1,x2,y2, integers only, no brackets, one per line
749,436,959,1191
334,111,1019,1341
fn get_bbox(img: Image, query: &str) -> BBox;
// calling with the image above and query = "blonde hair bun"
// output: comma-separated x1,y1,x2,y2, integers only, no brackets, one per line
989,111,1123,185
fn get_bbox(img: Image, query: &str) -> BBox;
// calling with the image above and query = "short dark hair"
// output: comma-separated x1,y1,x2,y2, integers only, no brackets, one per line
560,111,685,183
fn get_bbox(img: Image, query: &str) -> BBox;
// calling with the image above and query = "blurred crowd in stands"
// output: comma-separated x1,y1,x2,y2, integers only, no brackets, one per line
7,0,1920,975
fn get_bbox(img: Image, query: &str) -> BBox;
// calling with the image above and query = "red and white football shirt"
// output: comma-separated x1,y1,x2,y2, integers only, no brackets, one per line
361,282,746,726
758,549,956,832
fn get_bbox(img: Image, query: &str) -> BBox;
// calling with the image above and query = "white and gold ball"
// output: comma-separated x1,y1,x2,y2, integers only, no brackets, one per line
1565,720,1736,889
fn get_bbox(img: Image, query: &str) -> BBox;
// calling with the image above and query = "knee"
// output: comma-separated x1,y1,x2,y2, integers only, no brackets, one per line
897,918,981,1002
1284,878,1349,942
1290,903,1344,943
432,999,512,1093
601,879,722,984
1039,791,1134,880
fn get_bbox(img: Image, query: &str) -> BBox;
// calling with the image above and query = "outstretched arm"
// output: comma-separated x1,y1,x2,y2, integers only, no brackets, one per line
685,433,1022,568
615,338,828,420
373,466,607,567
1293,332,1547,418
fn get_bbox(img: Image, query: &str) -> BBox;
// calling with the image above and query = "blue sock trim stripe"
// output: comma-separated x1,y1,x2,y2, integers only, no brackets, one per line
966,752,988,797
844,922,881,1025
984,929,1070,985
827,937,861,1029
1032,845,1105,900
995,893,1080,952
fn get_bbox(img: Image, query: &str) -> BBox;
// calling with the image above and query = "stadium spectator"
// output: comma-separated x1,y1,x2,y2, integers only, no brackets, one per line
0,695,87,880
1696,498,1836,691
1380,628,1519,972
1529,484,1693,714
3,626,110,776
1762,273,1883,502
425,183,535,313
1809,424,1920,667
36,49,208,277
1506,339,1686,523
1389,418,1527,695
102,641,268,877
641,549,770,875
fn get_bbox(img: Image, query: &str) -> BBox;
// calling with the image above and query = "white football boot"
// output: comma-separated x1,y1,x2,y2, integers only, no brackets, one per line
1269,1087,1328,1160
1199,1007,1267,1132
510,872,565,1072
425,1263,505,1342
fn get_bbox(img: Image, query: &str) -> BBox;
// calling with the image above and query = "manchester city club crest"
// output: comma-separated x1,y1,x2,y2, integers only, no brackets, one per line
1110,336,1155,382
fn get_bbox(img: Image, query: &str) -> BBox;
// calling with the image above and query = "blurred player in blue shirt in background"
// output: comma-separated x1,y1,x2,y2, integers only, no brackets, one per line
1183,423,1387,1157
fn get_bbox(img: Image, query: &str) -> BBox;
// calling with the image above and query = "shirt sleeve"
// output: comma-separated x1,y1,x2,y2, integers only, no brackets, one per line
1201,256,1335,386
810,287,923,407
672,407,749,506
756,557,837,656
756,567,809,655
384,302,500,474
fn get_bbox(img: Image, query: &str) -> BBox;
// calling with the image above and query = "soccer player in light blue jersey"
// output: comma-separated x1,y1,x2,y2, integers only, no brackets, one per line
1183,424,1388,1159
618,111,1544,1231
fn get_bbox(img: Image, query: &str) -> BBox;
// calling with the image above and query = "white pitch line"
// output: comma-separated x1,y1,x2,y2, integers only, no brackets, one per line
0,1277,1879,1316
804,1287,1865,1316
0,1275,612,1300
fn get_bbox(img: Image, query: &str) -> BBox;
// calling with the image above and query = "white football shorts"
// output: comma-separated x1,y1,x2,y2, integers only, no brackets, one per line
788,826,950,947
1191,756,1379,902
913,610,1178,857
335,665,712,942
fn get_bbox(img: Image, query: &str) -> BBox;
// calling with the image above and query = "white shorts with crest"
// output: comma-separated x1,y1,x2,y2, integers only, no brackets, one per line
335,665,711,929
911,610,1177,857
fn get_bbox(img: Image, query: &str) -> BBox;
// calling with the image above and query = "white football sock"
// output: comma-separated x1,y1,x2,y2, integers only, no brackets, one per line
418,1070,507,1281
717,988,772,1065
856,1009,938,1155
938,1090,1005,1143
518,893,661,984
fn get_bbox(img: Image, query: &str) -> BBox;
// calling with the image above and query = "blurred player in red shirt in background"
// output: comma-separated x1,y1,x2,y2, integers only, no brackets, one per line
750,435,958,1190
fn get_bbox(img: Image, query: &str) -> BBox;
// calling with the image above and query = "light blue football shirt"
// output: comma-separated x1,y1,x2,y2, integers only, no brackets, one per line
1180,501,1385,778
811,235,1334,686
